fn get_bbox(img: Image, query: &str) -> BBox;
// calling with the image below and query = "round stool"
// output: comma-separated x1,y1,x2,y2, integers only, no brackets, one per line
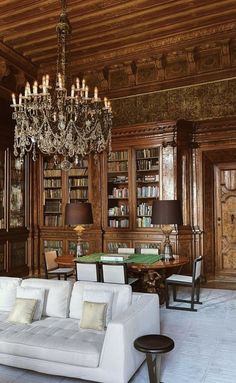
134,334,174,383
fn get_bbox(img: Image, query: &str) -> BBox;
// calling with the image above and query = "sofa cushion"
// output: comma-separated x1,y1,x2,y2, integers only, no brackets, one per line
83,288,113,326
0,312,104,368
0,277,22,312
80,301,107,331
21,279,73,318
16,286,46,320
8,298,37,324
69,281,132,320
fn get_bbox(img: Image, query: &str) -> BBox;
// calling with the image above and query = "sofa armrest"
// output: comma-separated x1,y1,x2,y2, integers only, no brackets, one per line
99,293,160,383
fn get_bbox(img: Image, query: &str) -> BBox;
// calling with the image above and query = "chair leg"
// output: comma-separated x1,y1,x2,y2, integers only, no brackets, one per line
57,274,60,280
165,283,170,308
64,274,67,281
173,285,177,301
190,286,195,310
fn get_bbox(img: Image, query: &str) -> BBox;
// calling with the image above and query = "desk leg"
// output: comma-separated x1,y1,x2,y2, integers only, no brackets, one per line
146,353,162,383
145,270,166,304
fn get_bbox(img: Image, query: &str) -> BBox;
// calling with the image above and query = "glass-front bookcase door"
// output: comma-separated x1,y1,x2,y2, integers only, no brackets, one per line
68,159,89,203
135,147,160,228
9,155,25,228
43,158,62,227
107,150,130,229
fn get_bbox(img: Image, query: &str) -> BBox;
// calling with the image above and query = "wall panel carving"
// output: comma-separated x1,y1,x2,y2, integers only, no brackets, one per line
112,79,236,127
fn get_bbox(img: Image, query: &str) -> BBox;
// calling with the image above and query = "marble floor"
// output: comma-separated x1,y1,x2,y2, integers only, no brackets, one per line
0,288,235,383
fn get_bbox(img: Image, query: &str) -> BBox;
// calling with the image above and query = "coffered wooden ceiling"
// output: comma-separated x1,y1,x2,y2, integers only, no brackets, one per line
1,0,236,76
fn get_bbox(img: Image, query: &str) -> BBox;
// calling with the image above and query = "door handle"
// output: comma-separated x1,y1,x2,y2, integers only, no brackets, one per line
231,214,235,224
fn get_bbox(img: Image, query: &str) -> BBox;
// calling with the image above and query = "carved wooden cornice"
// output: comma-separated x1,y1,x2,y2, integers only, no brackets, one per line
65,21,236,71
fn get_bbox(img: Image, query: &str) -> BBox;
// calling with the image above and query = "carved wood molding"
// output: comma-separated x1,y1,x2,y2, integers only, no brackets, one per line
112,121,177,138
62,21,236,70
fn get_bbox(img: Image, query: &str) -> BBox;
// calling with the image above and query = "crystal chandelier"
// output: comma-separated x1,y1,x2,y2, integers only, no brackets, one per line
11,0,112,170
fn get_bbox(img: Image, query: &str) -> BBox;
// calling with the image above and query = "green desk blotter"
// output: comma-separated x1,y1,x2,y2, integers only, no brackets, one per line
75,253,162,264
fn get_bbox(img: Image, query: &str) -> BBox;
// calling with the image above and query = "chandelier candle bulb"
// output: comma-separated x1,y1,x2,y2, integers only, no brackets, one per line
12,93,16,105
76,78,80,89
85,86,89,99
19,94,22,105
104,97,108,108
45,74,50,87
58,73,62,88
33,81,38,95
71,85,75,97
94,87,98,100
82,79,85,90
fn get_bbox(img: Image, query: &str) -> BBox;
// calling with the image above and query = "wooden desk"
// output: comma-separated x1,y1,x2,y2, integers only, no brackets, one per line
128,256,189,303
56,254,189,304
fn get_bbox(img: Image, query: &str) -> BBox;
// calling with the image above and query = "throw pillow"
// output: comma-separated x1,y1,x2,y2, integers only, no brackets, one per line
83,288,113,326
8,298,37,324
80,301,107,331
16,286,46,320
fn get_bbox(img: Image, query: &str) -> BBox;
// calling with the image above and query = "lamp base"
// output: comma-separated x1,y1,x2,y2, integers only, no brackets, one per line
76,242,84,257
163,243,174,260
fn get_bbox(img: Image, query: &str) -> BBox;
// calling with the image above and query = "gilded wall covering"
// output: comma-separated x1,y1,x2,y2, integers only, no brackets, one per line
112,79,236,127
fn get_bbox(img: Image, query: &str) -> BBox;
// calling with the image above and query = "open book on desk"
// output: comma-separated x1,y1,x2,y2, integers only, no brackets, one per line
100,253,131,262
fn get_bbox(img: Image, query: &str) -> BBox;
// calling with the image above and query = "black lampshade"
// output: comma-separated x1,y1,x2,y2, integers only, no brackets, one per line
65,202,93,225
151,200,183,225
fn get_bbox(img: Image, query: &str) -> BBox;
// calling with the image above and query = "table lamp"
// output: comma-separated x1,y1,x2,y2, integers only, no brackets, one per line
151,200,183,260
65,202,93,257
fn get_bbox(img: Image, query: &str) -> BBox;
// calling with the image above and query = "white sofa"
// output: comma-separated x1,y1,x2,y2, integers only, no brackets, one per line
0,277,160,383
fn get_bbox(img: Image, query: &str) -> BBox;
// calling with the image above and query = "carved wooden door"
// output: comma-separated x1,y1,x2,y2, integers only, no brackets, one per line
215,163,236,278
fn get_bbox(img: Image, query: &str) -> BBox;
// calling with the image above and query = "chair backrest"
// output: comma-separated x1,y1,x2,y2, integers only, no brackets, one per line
75,262,100,282
192,256,203,281
101,263,128,284
140,248,159,255
118,248,135,254
44,251,58,271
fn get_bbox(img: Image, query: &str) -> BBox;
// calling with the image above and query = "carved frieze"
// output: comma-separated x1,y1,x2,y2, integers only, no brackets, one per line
112,79,236,127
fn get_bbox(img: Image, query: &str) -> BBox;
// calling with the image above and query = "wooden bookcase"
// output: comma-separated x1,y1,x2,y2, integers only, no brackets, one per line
0,149,29,277
32,120,195,274
102,120,194,263
36,155,102,272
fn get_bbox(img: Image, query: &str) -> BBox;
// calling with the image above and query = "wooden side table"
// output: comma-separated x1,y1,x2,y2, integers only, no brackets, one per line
134,334,174,383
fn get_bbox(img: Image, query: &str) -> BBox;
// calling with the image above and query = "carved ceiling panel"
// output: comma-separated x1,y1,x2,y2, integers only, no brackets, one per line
1,0,236,99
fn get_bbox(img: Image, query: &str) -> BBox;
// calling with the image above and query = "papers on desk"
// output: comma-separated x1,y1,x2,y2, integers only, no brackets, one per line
100,253,131,262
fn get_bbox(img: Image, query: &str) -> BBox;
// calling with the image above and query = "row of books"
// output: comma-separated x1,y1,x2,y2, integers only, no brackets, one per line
108,161,128,172
69,190,88,199
136,217,153,228
108,204,129,216
44,200,61,212
109,151,128,161
136,148,159,159
69,168,88,176
137,174,159,182
137,203,152,216
44,178,61,188
107,243,129,252
44,240,62,249
44,189,62,199
44,216,63,226
109,187,128,198
136,159,159,171
108,219,129,228
69,178,88,187
108,175,128,184
137,186,159,198
44,169,61,178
